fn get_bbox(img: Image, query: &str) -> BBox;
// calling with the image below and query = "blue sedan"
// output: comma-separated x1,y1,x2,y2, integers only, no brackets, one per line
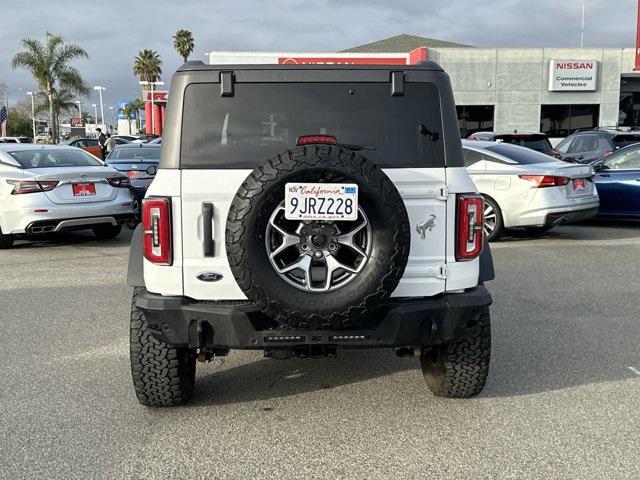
593,144,640,218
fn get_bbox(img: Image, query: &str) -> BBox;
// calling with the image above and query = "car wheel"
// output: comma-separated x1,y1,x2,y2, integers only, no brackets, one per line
226,144,411,330
92,224,122,239
420,307,491,398
0,226,14,249
482,196,503,242
129,287,196,407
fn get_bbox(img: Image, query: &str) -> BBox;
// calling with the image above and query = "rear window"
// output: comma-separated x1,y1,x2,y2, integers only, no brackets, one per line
496,135,552,154
612,135,640,148
8,149,103,168
108,148,160,161
180,82,444,169
485,143,557,165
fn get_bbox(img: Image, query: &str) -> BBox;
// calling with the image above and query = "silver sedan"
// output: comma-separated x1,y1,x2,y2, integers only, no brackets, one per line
0,144,136,248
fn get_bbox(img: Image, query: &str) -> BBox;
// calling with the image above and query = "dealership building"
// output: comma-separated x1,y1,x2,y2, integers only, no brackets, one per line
210,34,640,139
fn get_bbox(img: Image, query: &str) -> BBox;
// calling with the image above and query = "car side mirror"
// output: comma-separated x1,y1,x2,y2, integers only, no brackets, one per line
146,165,157,176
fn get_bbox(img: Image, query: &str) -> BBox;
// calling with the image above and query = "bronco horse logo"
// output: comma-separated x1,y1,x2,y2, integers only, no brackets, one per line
416,215,437,239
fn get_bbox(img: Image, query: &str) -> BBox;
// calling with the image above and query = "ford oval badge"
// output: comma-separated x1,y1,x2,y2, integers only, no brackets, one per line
197,272,223,282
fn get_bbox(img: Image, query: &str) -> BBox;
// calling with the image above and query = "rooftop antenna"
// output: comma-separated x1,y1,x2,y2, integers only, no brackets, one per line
580,4,585,47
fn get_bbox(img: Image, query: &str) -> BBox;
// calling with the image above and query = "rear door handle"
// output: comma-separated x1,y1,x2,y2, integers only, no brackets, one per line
202,202,214,257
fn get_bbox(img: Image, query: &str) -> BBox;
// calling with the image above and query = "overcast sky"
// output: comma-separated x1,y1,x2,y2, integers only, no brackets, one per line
1,0,638,109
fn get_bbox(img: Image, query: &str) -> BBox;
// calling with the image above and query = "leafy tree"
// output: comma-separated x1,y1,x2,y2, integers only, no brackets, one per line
130,97,145,131
7,108,32,137
133,49,162,83
173,29,195,63
11,33,89,143
34,89,78,134
119,103,137,134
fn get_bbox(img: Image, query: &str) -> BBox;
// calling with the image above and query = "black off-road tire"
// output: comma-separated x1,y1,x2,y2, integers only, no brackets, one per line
129,287,196,407
0,226,14,249
420,307,491,398
226,145,410,330
93,224,122,239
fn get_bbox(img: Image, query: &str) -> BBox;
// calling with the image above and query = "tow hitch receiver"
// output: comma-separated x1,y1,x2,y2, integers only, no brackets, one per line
265,345,338,359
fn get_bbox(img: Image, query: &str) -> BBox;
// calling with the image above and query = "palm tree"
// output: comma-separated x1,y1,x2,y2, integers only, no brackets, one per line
11,33,89,143
35,89,78,135
130,97,145,132
173,29,195,63
133,49,162,83
119,103,137,134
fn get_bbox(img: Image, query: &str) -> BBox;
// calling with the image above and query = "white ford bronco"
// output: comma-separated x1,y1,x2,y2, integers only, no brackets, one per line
127,61,495,406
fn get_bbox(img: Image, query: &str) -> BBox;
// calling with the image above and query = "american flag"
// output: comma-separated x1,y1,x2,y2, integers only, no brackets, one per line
0,106,7,137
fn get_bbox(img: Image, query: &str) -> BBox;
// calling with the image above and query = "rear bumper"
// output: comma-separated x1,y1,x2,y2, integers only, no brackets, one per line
25,213,135,234
135,285,493,350
544,205,599,226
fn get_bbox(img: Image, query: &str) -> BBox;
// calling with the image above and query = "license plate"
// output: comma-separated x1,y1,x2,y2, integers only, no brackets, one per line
572,178,586,191
285,183,358,221
72,182,96,196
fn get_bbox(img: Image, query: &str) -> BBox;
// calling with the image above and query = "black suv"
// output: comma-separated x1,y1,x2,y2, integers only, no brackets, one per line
555,129,640,163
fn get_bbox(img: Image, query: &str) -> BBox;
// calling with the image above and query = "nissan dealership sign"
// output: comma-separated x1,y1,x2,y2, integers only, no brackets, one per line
548,60,598,91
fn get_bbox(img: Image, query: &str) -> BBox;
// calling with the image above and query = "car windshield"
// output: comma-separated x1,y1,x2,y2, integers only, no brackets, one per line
8,149,103,168
485,143,559,165
108,148,160,161
180,82,445,169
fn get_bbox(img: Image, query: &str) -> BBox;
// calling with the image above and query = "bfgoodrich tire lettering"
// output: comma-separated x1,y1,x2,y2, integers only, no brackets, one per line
129,287,196,407
420,307,491,398
226,145,411,329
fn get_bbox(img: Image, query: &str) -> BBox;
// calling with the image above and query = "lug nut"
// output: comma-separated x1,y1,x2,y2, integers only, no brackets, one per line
328,243,336,251
300,243,309,251
314,250,323,259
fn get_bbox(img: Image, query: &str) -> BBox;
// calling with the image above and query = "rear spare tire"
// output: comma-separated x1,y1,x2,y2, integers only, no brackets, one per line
226,145,410,329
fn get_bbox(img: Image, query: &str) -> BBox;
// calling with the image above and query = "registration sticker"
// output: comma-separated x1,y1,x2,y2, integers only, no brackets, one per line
285,183,358,221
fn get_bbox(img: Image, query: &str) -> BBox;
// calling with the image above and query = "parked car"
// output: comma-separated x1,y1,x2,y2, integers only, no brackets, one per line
0,144,135,248
59,138,103,158
0,136,32,143
34,132,49,143
467,131,557,157
148,137,161,144
131,134,160,144
111,135,138,143
591,143,640,218
555,128,640,163
106,143,160,225
126,61,495,406
463,140,599,240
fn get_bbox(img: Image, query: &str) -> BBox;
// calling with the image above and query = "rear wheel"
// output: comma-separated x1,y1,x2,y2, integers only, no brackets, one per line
130,287,196,407
0,226,14,249
92,224,122,239
482,196,503,242
420,307,491,398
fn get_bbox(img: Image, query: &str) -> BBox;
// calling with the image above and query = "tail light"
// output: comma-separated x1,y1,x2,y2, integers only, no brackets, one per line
456,194,484,262
296,135,336,145
7,179,59,195
142,197,172,265
519,175,569,188
107,176,131,188
126,170,142,178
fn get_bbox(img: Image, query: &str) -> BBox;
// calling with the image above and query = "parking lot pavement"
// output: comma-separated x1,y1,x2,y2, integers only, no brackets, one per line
1,222,639,479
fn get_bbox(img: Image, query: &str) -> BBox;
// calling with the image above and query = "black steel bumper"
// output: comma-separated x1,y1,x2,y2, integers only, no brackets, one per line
135,286,492,350
544,206,598,226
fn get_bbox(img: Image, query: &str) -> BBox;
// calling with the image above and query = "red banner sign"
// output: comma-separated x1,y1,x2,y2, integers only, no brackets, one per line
70,117,84,127
145,91,169,102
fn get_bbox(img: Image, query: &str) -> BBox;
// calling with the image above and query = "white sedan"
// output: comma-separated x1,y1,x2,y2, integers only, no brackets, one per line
0,144,136,248
462,140,600,240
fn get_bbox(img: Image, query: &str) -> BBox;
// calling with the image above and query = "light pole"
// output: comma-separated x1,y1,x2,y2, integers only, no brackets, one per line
139,80,164,134
92,104,98,130
26,92,36,140
74,100,82,117
93,86,106,126
109,106,115,132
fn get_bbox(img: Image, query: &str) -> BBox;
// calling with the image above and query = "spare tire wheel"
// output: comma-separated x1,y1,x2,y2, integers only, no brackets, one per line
226,145,410,329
